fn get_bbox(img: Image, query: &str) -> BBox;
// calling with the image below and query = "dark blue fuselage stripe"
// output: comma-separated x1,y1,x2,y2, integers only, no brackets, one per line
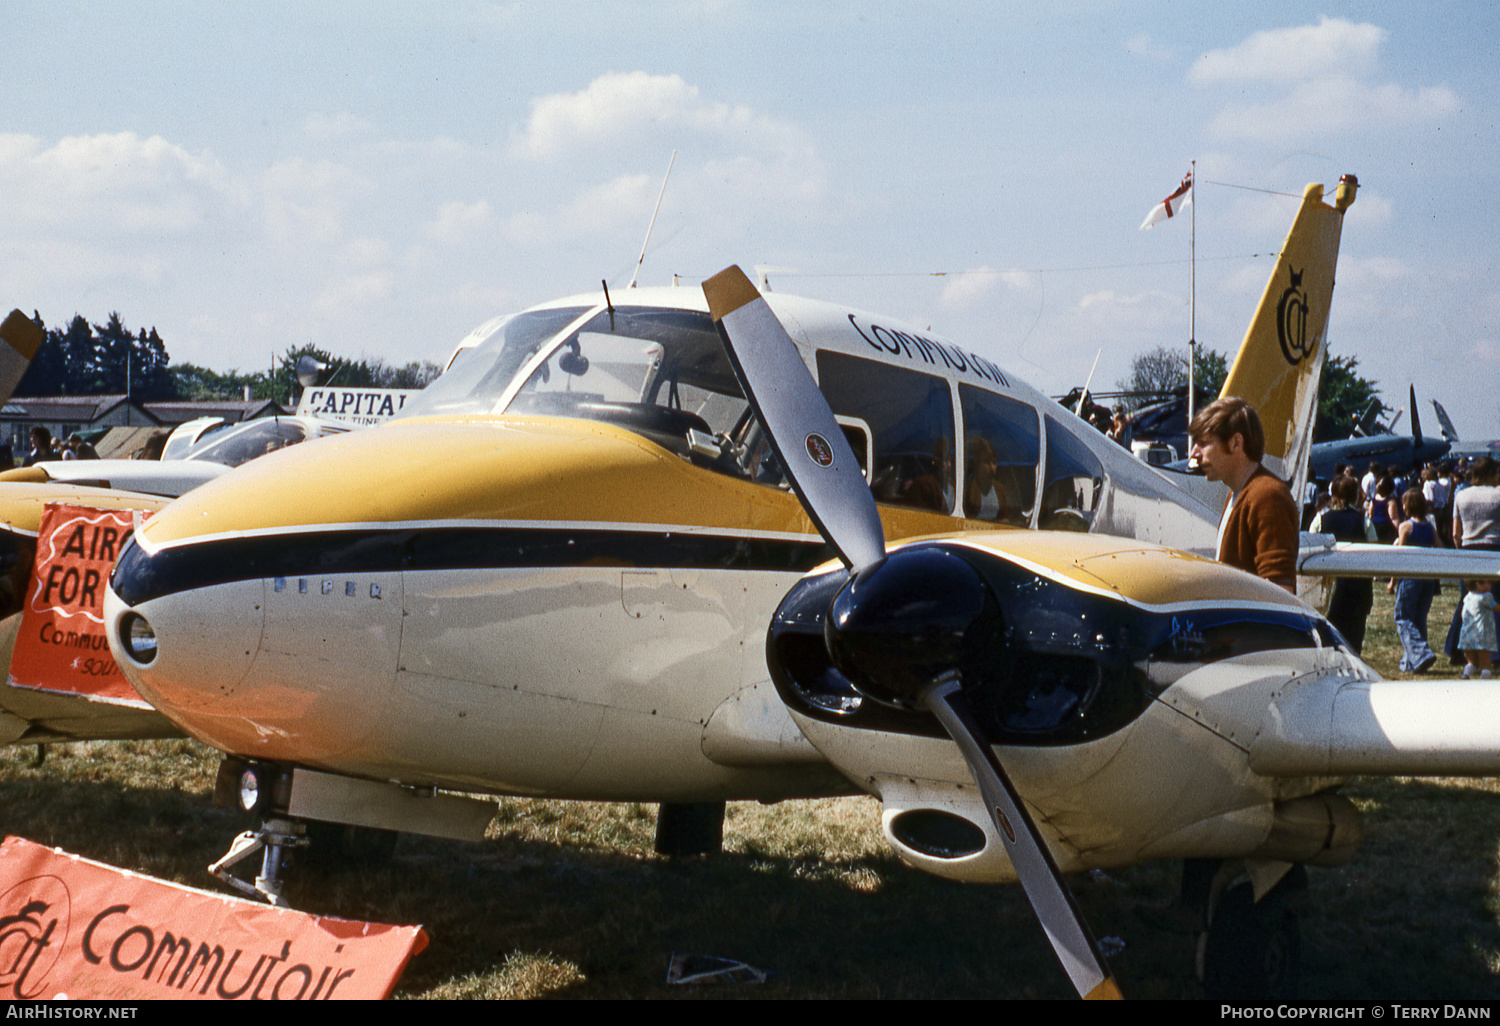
110,527,834,606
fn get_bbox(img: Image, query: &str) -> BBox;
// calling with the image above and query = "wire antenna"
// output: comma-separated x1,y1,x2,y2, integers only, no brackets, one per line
629,150,677,288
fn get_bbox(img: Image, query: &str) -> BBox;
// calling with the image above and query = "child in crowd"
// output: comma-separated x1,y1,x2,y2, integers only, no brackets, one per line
1460,579,1496,679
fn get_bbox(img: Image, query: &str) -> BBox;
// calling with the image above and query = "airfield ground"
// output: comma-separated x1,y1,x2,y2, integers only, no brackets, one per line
2,586,1498,999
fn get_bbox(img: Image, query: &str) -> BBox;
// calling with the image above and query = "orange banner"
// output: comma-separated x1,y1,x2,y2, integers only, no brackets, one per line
0,836,428,1000
9,504,145,703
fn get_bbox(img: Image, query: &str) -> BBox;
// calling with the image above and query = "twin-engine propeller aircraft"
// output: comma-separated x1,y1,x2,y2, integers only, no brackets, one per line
23,174,1500,996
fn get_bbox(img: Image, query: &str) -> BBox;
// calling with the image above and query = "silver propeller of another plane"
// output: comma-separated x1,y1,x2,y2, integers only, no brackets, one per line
702,265,1123,1001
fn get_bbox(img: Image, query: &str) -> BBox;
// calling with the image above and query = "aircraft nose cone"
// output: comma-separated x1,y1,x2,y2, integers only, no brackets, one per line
107,538,265,714
106,531,403,762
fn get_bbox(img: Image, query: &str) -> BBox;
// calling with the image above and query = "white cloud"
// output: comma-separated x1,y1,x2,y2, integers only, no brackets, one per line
510,71,808,161
426,200,494,245
1337,255,1412,287
312,271,395,320
504,173,656,244
1124,33,1173,63
260,157,376,245
1190,18,1460,145
1208,78,1462,141
499,75,830,247
1074,289,1187,335
1189,17,1385,84
938,267,1032,310
1343,189,1394,229
0,131,235,234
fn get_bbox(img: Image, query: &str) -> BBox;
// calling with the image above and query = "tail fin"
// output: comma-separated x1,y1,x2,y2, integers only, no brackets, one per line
1432,399,1460,443
1408,384,1424,444
1218,176,1357,489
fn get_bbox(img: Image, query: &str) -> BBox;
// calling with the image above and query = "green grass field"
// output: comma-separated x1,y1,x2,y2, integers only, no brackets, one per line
3,585,1498,999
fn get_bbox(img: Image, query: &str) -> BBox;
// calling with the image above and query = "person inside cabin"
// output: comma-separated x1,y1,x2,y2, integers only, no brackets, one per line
901,438,955,513
962,436,1010,522
1187,396,1298,593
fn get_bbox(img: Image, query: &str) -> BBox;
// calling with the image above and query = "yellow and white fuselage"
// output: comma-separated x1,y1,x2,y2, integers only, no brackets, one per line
96,283,1392,882
103,288,1211,800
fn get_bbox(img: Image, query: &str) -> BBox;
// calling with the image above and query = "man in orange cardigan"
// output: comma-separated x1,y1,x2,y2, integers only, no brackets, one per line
1188,396,1298,593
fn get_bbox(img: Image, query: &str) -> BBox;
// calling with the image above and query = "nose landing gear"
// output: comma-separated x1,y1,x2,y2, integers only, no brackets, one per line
208,817,309,906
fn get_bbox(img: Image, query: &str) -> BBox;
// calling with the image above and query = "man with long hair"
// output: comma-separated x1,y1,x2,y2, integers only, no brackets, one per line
1189,396,1298,593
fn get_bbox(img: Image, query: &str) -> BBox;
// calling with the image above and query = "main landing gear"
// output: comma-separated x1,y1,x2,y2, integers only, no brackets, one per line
1177,858,1308,1000
654,801,726,857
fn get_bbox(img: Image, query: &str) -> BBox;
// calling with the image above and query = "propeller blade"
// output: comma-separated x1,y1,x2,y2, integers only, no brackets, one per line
0,309,43,404
712,263,1120,997
923,677,1122,1000
702,266,886,571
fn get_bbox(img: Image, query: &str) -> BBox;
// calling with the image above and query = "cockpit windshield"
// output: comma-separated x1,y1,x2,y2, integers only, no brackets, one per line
400,303,762,476
507,307,744,427
397,306,592,419
184,419,315,468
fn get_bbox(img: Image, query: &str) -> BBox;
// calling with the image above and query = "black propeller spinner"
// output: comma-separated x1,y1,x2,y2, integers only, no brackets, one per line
824,546,999,712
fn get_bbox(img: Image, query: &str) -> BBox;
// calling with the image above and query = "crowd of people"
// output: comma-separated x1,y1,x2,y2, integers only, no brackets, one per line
17,425,98,466
1305,456,1500,677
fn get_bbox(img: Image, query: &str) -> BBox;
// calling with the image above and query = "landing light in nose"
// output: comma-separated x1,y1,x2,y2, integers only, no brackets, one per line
118,612,158,664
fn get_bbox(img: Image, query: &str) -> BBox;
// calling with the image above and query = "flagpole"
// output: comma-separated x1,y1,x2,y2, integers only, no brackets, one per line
1188,159,1196,429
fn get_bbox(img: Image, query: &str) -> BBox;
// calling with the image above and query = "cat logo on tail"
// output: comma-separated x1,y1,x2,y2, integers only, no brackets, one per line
1219,175,1357,490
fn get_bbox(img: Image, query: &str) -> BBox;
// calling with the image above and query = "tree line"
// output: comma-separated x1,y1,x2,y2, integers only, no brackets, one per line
14,312,442,405
1117,343,1385,442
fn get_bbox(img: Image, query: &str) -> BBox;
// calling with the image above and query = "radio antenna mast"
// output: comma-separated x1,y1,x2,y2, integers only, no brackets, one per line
628,150,677,288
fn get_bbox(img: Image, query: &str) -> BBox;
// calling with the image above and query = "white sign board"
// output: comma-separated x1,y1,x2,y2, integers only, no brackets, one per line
296,387,420,426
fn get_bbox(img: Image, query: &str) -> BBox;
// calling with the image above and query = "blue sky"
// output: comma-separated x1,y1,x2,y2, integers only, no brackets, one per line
3,1,1496,438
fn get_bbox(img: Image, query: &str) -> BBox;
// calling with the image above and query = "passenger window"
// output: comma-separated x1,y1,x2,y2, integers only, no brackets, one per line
816,352,956,514
959,385,1039,526
1040,416,1105,532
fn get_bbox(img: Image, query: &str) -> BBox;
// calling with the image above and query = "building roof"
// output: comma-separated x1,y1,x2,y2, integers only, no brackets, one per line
143,399,287,425
0,395,289,428
0,395,157,424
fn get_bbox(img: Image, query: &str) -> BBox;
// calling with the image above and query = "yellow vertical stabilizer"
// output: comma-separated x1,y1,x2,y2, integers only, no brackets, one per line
1219,176,1356,485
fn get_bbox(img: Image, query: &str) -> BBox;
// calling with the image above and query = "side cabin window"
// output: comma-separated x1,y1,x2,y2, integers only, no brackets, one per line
959,384,1039,526
816,351,956,514
1040,415,1105,532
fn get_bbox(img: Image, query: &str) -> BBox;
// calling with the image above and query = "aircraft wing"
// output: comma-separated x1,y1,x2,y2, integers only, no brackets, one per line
1298,533,1500,579
1251,674,1500,776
